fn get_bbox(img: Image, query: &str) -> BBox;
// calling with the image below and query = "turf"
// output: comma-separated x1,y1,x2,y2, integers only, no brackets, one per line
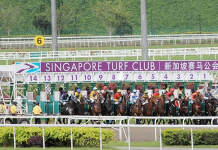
0,147,118,150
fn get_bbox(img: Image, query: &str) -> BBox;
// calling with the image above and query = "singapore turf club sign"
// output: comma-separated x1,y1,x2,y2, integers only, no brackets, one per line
15,61,218,74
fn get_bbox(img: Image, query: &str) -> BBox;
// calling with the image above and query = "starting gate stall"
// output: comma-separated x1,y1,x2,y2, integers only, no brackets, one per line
1,60,218,124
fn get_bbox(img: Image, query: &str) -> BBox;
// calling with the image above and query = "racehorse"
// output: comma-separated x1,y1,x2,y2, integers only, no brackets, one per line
128,98,143,124
153,93,167,125
179,95,191,124
204,98,217,124
192,94,204,124
60,100,74,124
89,93,102,124
166,98,179,125
101,91,113,124
71,96,86,124
141,96,154,124
117,95,128,124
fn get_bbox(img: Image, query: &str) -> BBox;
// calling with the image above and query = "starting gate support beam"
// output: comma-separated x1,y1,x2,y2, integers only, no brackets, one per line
194,82,199,90
156,82,161,89
104,83,109,88
168,82,174,90
64,83,69,90
117,82,122,90
209,82,212,88
91,83,96,90
10,83,13,101
130,82,135,91
143,82,148,92
24,84,28,97
50,84,56,103
36,84,42,102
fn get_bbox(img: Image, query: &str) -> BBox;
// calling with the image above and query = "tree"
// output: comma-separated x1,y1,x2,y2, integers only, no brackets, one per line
93,0,131,36
0,5,22,35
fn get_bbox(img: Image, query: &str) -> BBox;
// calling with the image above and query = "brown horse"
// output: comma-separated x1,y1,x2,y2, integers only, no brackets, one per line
89,94,102,124
117,95,128,124
192,94,204,125
141,96,154,124
72,96,85,124
101,91,113,124
179,95,191,124
204,98,217,125
153,93,167,125
128,98,143,124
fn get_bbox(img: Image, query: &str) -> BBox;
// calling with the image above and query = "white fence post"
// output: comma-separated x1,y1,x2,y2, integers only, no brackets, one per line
100,127,102,150
13,127,16,149
191,128,193,150
159,128,162,150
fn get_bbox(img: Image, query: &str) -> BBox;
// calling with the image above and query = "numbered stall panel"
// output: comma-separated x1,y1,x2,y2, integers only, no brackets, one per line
186,73,197,81
173,73,185,81
134,73,146,81
147,73,159,81
28,75,39,82
69,74,80,82
108,73,119,81
55,74,66,82
82,74,93,82
123,73,133,81
160,73,172,81
199,73,210,81
42,75,53,82
95,73,107,82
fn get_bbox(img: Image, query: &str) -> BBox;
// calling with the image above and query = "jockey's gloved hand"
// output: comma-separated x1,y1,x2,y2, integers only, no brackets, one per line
76,95,79,98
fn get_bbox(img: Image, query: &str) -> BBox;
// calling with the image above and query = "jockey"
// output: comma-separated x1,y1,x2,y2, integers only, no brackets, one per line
142,91,149,104
191,88,195,94
129,89,139,112
59,87,64,99
130,89,139,104
191,90,200,103
114,89,122,104
126,88,131,98
74,87,78,95
205,87,215,100
61,90,69,105
114,89,122,112
74,89,82,102
178,85,184,94
153,89,161,101
89,87,98,104
86,87,91,98
151,86,155,94
101,86,107,97
164,83,169,92
167,88,175,101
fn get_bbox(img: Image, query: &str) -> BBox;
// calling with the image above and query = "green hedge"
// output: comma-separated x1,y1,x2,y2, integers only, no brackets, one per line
0,127,115,147
162,128,218,145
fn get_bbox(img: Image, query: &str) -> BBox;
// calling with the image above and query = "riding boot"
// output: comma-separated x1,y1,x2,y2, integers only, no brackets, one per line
58,118,62,124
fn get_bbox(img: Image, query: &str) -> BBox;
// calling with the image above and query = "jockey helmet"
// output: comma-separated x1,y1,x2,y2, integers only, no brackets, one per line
133,89,137,93
155,89,159,92
103,86,107,90
77,89,81,92
59,87,63,91
127,88,130,91
196,90,200,93
0,101,3,104
179,92,182,95
117,89,121,92
179,85,184,89
144,91,148,94
170,88,174,92
93,87,97,90
86,87,90,90
35,101,39,105
191,88,195,91
64,90,68,93
13,101,17,105
207,87,211,91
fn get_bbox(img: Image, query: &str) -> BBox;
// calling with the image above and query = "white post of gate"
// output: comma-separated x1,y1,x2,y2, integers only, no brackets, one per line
191,128,193,150
159,128,162,150
71,127,73,150
100,127,102,150
13,127,16,149
43,127,45,149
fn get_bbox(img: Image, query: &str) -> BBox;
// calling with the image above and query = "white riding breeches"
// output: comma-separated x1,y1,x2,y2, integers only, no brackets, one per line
90,98,95,103
114,101,119,105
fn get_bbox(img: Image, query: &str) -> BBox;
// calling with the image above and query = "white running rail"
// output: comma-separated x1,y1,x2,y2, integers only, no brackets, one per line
1,116,218,150
0,47,218,63
0,34,218,49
